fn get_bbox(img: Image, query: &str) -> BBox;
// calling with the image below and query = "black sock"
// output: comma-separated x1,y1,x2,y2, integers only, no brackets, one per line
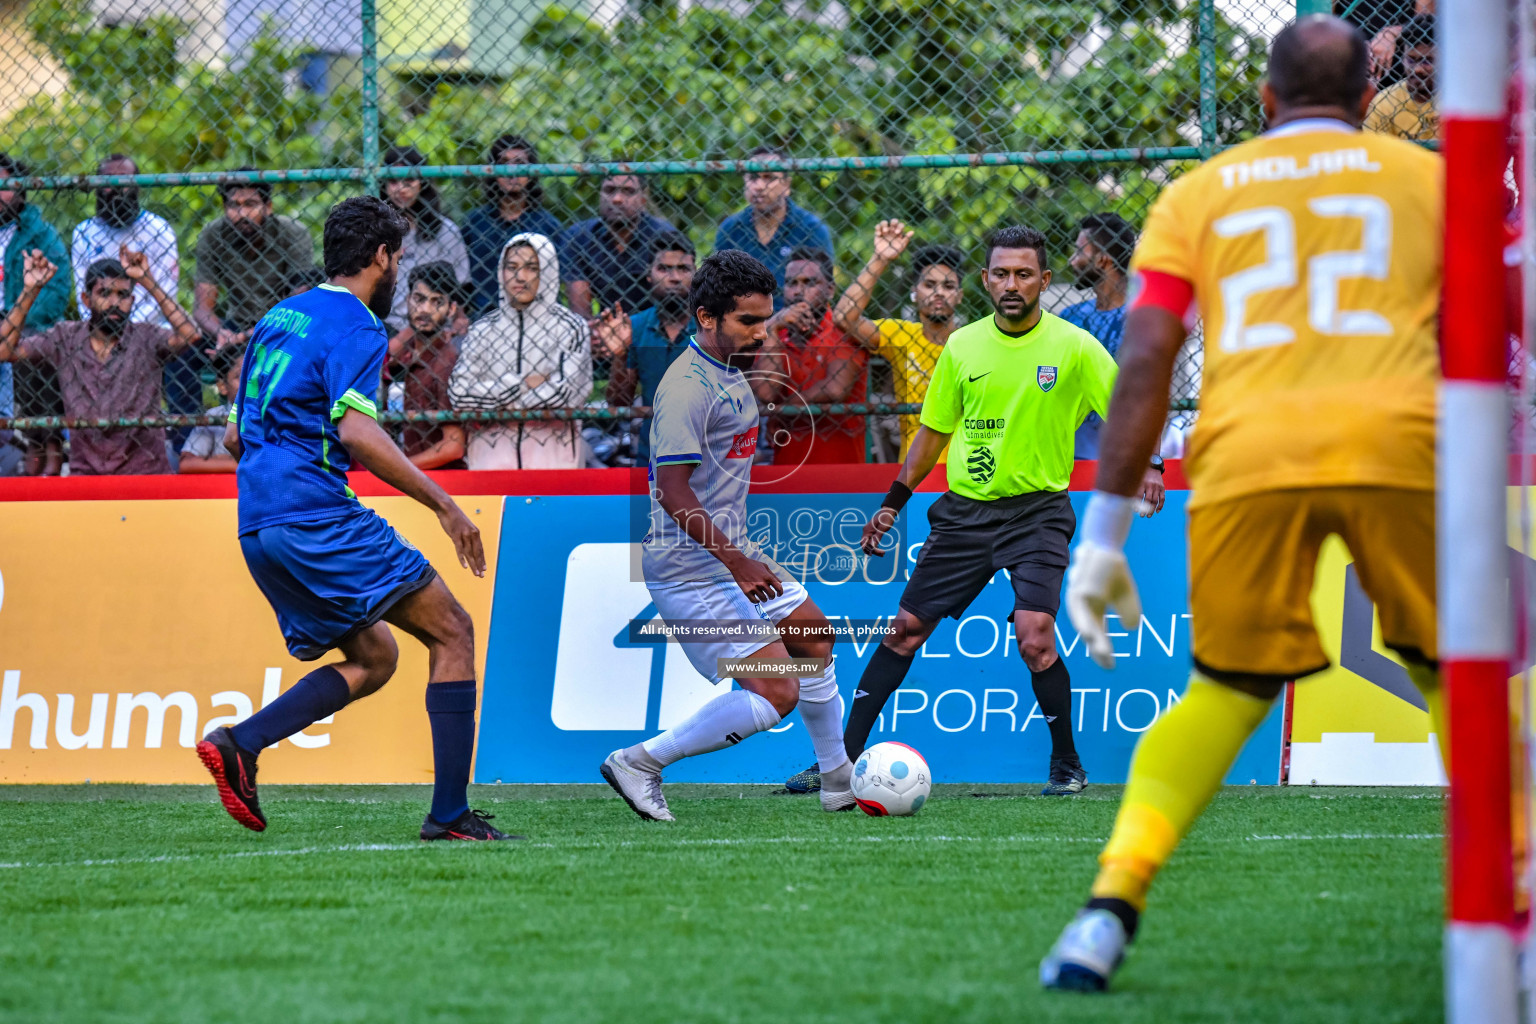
1031,657,1077,761
426,680,478,824
843,644,915,759
1086,897,1140,941
229,665,351,753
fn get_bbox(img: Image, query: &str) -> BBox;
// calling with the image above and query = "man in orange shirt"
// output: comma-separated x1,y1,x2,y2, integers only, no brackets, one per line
755,246,869,466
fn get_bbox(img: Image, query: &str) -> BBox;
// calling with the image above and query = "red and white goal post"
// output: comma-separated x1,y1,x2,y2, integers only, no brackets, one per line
1441,0,1528,1020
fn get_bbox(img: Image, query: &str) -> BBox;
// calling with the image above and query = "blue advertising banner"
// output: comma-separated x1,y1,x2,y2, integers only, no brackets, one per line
476,490,1283,784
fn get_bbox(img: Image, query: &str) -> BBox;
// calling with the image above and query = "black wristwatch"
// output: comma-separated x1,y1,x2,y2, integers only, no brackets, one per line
1149,454,1166,474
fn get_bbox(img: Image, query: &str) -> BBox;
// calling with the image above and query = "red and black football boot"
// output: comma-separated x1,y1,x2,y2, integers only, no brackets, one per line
196,726,267,832
420,808,524,841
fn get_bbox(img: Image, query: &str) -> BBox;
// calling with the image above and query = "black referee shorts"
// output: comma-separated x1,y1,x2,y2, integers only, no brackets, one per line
898,490,1076,622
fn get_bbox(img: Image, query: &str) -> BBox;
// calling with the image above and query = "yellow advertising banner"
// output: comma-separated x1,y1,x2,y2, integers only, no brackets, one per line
1290,537,1444,785
1292,487,1536,785
0,496,503,784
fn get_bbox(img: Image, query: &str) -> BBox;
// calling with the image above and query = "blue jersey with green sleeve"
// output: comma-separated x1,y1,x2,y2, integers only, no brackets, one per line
234,284,386,535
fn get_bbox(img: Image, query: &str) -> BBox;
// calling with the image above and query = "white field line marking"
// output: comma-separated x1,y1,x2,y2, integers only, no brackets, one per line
1305,793,1442,800
1246,833,1443,841
0,843,420,870
0,832,1442,871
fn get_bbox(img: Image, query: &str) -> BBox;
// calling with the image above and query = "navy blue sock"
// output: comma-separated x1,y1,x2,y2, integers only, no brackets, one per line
426,680,478,824
230,665,351,753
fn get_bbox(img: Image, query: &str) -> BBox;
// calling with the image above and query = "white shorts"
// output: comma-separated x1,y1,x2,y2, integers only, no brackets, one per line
646,563,809,683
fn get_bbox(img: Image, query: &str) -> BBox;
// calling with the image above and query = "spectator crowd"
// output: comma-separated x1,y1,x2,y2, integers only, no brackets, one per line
0,67,1440,476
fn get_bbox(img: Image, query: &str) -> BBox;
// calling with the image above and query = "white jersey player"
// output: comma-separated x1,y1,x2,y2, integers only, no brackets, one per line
601,250,855,820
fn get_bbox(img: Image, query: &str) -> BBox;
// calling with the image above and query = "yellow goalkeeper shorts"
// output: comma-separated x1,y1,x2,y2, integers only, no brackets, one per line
1187,486,1436,682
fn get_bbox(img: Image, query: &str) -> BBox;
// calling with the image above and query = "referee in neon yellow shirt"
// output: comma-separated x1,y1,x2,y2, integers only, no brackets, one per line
792,225,1166,795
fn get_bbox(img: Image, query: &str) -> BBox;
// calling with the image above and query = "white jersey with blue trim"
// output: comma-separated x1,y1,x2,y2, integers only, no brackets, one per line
641,340,762,584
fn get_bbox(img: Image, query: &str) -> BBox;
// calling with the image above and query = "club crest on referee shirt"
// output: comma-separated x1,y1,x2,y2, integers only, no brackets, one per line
1037,365,1057,392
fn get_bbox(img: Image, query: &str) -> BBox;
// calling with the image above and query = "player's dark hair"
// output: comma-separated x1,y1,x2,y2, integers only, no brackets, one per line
747,145,790,163
218,166,272,203
985,225,1049,270
911,244,965,279
211,341,245,380
485,132,544,206
689,249,778,322
408,259,464,305
1079,213,1138,272
380,145,447,243
786,246,834,285
323,196,408,279
97,153,136,173
1399,13,1435,53
83,258,128,294
1268,16,1371,111
651,230,696,261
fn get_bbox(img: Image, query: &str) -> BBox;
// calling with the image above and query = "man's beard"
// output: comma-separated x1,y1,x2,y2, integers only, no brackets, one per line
368,267,398,320
656,291,689,321
410,315,448,339
602,208,640,231
96,191,140,229
727,337,763,370
0,194,22,227
92,308,128,336
1074,264,1102,290
494,179,527,200
992,294,1038,321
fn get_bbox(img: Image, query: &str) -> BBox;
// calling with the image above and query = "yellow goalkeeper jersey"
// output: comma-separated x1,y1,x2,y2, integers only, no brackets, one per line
1132,118,1443,507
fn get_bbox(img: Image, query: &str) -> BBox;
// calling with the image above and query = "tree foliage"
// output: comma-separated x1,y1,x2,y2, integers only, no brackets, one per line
2,0,1267,316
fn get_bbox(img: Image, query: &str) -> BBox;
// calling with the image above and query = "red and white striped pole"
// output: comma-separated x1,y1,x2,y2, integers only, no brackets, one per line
1441,0,1518,1020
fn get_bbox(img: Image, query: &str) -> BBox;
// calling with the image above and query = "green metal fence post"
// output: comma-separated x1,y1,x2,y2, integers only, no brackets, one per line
1295,0,1332,15
360,0,380,196
1198,0,1218,159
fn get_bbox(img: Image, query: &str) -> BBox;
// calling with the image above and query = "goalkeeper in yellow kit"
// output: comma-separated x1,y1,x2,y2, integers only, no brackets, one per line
1040,15,1448,991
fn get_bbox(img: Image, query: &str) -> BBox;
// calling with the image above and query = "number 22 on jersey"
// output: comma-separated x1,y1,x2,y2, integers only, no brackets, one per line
1213,194,1392,353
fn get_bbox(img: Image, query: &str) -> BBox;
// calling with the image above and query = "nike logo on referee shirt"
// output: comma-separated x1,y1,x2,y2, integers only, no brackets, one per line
968,372,990,382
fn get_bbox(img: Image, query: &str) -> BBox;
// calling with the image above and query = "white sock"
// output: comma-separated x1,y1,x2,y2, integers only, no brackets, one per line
796,657,850,772
643,689,782,768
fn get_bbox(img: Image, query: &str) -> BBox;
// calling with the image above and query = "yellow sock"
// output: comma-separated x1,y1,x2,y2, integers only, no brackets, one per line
1091,675,1274,910
1404,662,1447,772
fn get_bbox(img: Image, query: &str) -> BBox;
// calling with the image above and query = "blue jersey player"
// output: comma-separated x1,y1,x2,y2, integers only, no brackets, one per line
196,196,517,842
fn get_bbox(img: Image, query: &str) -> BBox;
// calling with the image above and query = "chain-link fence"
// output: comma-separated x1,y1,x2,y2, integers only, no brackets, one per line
0,0,1435,474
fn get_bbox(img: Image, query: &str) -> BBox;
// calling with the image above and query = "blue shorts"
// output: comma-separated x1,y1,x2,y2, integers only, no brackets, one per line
240,507,437,660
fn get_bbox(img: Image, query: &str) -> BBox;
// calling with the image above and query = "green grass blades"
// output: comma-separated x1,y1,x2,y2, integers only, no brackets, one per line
0,784,1443,1024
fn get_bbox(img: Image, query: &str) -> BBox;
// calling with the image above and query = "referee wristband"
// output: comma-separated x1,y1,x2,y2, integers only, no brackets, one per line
880,481,914,512
1081,491,1135,551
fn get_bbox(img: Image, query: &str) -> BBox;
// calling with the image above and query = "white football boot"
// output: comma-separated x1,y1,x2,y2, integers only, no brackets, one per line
601,746,675,822
1039,908,1128,992
818,759,856,812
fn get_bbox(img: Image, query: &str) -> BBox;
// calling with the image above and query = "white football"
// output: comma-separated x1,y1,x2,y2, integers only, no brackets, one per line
851,741,931,816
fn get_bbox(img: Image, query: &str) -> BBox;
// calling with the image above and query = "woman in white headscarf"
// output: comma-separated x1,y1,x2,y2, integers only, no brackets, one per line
449,232,592,468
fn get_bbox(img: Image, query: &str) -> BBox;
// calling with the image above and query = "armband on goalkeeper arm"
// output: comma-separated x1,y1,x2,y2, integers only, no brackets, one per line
1129,269,1196,325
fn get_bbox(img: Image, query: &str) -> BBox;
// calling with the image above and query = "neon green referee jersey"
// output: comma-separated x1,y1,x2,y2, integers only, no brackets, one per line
919,310,1117,499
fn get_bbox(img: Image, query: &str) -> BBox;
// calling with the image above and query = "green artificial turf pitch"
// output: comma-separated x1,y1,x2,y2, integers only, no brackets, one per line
0,784,1442,1023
